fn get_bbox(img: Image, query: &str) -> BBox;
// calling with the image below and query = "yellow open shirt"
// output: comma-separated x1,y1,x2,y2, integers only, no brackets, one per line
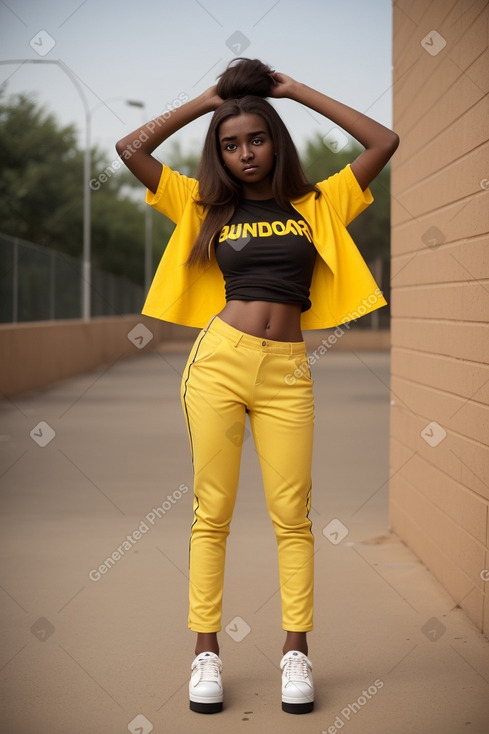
142,163,387,329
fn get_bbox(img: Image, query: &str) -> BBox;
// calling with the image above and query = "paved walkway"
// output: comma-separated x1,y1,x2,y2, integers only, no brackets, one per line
1,343,488,733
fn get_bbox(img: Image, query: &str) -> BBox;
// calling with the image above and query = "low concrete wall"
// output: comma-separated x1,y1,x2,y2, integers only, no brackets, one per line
0,316,389,399
0,316,199,399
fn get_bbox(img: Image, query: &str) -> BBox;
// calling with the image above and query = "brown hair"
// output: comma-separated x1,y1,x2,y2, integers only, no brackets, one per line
186,58,319,267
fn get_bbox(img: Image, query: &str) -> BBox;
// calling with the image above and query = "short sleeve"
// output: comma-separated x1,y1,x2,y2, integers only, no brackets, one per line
316,164,374,226
145,164,199,223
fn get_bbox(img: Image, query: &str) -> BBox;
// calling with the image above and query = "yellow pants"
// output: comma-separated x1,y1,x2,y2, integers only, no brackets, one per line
180,316,315,633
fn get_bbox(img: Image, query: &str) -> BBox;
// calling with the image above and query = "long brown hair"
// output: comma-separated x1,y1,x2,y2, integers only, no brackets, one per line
186,60,320,267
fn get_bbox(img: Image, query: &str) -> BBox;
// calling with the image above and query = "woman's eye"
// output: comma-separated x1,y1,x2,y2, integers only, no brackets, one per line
252,138,263,145
225,144,236,151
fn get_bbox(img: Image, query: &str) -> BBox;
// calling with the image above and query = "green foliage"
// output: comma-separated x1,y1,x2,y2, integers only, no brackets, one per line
0,89,157,285
0,91,83,253
299,132,392,325
300,132,391,261
166,140,200,178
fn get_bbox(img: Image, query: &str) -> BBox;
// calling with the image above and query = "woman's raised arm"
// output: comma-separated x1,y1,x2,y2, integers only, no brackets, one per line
270,72,399,191
115,87,223,193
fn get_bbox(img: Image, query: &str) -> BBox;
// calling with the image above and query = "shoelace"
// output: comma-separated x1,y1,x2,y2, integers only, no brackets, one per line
194,656,221,682
283,656,310,681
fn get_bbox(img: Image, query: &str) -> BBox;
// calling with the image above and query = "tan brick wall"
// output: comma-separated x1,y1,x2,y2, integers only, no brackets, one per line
390,0,489,636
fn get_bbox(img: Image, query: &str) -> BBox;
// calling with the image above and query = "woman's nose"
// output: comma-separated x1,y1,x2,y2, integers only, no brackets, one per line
240,146,253,161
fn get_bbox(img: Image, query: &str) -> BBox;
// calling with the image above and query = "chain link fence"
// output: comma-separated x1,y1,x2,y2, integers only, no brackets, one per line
0,233,144,322
0,232,389,328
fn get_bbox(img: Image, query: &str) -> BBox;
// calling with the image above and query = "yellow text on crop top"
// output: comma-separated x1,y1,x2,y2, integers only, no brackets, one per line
215,197,317,312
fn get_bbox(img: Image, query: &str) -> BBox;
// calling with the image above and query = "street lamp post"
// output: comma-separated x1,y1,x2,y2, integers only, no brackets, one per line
89,97,152,297
126,100,153,297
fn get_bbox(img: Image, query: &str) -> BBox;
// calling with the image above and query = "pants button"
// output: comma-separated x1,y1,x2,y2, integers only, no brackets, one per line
261,340,267,346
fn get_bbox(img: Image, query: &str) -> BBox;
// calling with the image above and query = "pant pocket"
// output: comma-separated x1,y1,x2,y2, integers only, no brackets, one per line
290,356,313,384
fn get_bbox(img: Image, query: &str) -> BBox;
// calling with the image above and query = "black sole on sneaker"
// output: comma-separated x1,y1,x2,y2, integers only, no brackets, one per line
189,700,223,714
282,700,314,714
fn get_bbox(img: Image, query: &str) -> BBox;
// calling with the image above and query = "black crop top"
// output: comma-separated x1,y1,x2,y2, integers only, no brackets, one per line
214,198,317,312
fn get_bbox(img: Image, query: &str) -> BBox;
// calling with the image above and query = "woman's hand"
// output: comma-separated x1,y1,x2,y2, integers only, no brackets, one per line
268,71,300,99
272,77,399,189
116,87,225,192
200,85,225,111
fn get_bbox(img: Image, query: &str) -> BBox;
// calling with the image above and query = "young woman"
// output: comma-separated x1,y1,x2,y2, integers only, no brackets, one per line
116,58,398,716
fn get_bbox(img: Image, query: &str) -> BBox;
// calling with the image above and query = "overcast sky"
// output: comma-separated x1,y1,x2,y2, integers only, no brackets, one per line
0,0,393,163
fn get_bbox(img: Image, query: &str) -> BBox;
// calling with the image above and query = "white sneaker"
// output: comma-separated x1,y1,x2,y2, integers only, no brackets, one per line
280,650,314,713
189,651,223,713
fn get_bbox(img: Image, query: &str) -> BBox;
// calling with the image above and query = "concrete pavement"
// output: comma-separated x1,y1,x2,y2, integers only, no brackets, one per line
1,341,488,733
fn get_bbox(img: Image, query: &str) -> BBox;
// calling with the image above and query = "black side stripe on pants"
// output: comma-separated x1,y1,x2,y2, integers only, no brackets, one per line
181,327,212,471
182,328,212,570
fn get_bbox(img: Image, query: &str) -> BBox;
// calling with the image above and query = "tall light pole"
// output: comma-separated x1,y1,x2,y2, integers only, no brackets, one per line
0,62,152,316
0,58,92,319
90,97,152,296
126,99,153,296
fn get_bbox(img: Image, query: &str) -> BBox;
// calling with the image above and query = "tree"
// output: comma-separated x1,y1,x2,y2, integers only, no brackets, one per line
0,90,83,253
300,133,392,325
0,89,170,285
300,132,392,261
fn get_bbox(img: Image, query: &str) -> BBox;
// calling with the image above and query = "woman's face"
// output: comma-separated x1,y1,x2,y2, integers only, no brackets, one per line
218,113,275,197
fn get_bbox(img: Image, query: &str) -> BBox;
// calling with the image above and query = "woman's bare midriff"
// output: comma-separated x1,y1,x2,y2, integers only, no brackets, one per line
218,300,303,342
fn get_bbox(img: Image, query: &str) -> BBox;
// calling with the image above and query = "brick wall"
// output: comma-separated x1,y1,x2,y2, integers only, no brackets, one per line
390,0,489,636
